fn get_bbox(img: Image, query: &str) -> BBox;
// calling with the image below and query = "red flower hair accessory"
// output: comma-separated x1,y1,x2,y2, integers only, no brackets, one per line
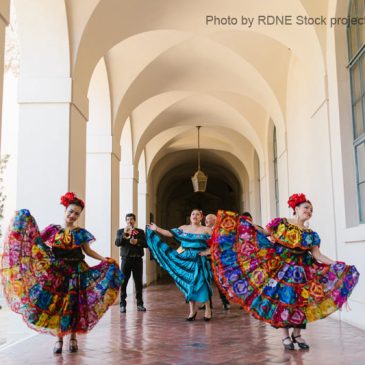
287,193,310,212
60,192,85,209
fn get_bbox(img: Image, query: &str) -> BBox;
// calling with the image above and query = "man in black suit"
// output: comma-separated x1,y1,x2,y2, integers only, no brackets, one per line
115,213,148,313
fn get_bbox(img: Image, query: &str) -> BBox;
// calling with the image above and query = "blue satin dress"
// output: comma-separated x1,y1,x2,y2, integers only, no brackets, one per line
146,227,212,302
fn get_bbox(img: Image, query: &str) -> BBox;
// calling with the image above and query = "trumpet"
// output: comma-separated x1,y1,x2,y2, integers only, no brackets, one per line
123,227,132,239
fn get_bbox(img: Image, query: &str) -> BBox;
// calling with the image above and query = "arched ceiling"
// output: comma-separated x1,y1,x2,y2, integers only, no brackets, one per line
132,93,265,164
156,157,243,214
155,154,244,225
108,32,288,139
149,149,250,193
64,0,330,193
68,0,327,92
143,125,256,183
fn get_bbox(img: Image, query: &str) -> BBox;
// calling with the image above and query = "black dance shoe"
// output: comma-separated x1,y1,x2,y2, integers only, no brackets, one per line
53,340,63,354
186,312,197,321
204,310,213,321
137,305,147,312
282,336,295,350
120,306,126,313
291,334,310,349
69,338,78,353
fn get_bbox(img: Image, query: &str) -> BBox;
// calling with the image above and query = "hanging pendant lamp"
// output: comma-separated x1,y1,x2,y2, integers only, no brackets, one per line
191,126,208,192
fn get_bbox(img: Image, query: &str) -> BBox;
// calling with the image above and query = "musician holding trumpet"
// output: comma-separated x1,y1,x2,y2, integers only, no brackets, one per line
115,213,148,313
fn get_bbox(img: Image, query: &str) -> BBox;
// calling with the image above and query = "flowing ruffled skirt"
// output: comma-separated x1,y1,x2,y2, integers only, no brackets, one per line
211,211,360,327
146,228,212,302
0,210,124,336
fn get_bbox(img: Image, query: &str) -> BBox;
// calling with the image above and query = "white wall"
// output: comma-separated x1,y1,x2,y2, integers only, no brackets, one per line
284,30,365,329
325,1,365,329
0,0,10,148
1,71,18,249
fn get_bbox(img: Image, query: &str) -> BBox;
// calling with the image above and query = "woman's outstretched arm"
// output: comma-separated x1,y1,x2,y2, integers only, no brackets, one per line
311,246,336,265
148,223,173,238
82,242,106,261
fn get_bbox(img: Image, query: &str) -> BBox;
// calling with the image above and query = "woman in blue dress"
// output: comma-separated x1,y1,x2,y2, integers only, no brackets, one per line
147,209,212,321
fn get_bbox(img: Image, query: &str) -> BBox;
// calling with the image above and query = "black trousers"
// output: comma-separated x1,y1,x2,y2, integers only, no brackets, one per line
120,257,143,306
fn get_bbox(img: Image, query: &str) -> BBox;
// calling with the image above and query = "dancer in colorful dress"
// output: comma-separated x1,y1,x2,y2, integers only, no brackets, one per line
147,209,213,320
0,192,123,354
210,194,359,350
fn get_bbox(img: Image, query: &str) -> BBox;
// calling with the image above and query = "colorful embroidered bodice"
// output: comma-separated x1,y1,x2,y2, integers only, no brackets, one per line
40,225,95,250
266,218,320,251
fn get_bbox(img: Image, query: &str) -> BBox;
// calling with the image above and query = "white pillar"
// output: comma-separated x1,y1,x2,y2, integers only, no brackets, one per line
86,136,120,264
120,164,138,220
138,183,148,229
259,175,269,224
277,149,289,215
111,153,121,259
16,78,88,228
0,1,10,150
138,182,157,285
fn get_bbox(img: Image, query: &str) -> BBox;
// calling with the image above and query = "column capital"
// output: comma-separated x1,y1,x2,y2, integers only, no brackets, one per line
120,164,138,181
18,77,89,119
87,136,121,160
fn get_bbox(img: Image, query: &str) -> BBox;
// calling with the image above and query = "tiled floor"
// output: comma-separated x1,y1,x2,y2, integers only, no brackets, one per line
0,281,365,365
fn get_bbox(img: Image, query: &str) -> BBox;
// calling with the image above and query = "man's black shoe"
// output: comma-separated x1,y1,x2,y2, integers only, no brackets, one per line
137,305,147,312
120,306,126,313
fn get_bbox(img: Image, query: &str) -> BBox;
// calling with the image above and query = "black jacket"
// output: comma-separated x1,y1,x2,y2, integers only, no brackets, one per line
115,227,147,258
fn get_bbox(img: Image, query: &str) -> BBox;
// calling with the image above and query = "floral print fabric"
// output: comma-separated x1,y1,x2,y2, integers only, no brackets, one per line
0,209,123,336
266,218,320,250
41,224,95,249
210,211,360,327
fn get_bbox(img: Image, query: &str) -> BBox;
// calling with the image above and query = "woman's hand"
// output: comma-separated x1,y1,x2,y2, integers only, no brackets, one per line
253,224,270,236
104,257,117,264
148,223,158,231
